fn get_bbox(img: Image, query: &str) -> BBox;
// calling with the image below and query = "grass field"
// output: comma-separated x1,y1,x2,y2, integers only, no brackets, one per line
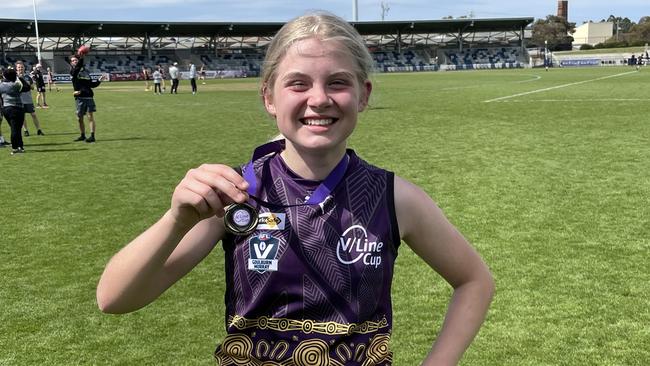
1,66,649,365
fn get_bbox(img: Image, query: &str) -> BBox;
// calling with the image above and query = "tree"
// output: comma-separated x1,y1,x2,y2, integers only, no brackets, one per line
627,16,650,45
605,15,634,33
531,15,576,50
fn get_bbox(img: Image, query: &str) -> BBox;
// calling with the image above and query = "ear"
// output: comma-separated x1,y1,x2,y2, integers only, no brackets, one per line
262,83,277,116
358,80,373,112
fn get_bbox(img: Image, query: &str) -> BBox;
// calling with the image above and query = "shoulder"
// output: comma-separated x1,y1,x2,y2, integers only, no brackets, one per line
393,175,447,241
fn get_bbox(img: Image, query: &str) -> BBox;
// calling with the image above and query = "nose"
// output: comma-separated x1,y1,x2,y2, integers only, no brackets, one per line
307,85,331,109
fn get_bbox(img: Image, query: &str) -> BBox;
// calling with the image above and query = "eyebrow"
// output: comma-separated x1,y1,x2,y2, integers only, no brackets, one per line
281,71,356,81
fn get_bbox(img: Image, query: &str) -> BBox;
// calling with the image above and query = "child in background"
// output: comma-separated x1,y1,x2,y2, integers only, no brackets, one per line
152,67,163,94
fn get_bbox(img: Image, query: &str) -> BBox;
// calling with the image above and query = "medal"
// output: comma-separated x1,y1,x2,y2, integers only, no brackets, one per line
223,202,259,236
226,139,349,236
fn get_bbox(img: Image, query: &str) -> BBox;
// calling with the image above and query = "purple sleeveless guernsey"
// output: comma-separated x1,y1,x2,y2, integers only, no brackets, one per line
215,148,400,366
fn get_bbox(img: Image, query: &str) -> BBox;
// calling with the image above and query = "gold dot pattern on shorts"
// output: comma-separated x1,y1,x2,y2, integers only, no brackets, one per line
227,315,388,336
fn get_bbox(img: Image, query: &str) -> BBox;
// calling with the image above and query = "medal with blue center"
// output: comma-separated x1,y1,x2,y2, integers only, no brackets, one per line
223,140,349,236
223,202,259,236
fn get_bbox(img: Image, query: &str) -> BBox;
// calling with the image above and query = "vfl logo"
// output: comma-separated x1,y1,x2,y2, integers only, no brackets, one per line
257,212,285,230
336,225,383,268
248,233,280,273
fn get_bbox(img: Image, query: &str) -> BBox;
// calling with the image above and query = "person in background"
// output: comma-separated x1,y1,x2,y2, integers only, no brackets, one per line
33,64,48,108
0,89,7,147
15,61,44,137
156,64,167,93
70,47,103,143
152,67,163,94
168,62,179,94
0,67,26,154
47,67,60,92
188,61,197,95
96,12,494,365
199,63,206,84
142,66,151,91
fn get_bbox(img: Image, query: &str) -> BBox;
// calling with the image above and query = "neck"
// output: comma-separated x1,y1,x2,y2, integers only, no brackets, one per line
280,142,347,181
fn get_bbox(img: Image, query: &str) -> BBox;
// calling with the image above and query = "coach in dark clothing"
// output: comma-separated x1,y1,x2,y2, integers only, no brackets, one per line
70,53,103,142
0,68,26,154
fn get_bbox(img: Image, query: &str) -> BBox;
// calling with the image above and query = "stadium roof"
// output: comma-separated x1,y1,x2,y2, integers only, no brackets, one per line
0,17,533,38
0,17,533,52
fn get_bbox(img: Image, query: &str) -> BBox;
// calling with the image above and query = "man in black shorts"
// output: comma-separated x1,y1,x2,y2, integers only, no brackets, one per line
70,52,103,143
33,64,48,108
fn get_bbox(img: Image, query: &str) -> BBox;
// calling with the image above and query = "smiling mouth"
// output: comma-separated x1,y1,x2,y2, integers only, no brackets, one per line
300,118,338,126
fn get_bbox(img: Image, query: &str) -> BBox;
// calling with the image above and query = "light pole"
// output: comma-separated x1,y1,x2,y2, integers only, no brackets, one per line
32,0,42,63
544,40,549,70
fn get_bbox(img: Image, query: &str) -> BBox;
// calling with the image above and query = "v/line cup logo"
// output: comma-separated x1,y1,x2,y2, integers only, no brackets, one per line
336,225,383,268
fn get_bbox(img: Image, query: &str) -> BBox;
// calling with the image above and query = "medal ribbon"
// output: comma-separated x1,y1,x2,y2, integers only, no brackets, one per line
242,139,349,210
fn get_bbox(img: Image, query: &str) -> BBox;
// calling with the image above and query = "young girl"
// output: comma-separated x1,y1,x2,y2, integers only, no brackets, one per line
152,67,163,94
97,12,494,365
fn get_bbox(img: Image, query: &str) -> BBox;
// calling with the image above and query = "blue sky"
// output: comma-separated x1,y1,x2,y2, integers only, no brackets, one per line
1,0,648,25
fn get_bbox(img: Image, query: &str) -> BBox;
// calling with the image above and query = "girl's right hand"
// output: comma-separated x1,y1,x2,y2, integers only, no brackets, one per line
169,164,249,228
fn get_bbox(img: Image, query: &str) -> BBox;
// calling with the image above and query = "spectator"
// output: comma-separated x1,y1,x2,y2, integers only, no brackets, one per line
33,64,48,108
168,62,179,94
70,49,103,143
142,66,150,91
47,66,60,92
15,61,44,137
0,67,26,154
189,62,197,95
199,63,206,84
152,67,163,94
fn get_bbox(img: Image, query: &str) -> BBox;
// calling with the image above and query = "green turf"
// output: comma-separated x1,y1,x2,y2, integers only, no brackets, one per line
1,67,649,365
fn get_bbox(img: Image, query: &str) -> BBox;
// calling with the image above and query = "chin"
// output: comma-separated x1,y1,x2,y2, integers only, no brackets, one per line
288,135,344,152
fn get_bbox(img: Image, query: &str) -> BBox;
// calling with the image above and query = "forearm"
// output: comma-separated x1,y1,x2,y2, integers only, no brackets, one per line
96,210,194,313
422,278,495,366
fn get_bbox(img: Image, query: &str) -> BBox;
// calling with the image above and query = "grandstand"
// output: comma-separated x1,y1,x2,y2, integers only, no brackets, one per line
0,17,533,80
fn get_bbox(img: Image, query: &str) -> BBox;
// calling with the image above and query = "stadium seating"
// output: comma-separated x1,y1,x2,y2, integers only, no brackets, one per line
197,53,263,77
442,47,525,70
372,50,439,72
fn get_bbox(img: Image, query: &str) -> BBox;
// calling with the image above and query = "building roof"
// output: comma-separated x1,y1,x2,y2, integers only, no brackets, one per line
0,17,533,37
0,17,534,51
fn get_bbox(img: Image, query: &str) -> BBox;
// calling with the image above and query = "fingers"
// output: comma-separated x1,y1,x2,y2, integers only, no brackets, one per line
171,164,250,222
193,164,249,203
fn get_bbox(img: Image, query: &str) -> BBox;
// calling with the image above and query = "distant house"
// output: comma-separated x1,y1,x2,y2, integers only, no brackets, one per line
572,21,613,47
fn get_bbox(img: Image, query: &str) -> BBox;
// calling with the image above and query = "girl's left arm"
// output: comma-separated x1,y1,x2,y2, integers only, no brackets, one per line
394,175,495,366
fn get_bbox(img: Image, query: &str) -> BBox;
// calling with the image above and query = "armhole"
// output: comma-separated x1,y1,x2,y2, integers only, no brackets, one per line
387,171,401,251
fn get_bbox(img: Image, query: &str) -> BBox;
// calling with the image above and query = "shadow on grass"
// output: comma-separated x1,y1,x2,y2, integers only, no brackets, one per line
25,142,77,147
38,132,78,136
91,136,153,143
24,148,90,153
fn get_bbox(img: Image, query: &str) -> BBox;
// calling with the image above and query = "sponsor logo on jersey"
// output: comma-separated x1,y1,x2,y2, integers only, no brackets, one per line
248,233,281,273
256,212,285,230
336,225,383,268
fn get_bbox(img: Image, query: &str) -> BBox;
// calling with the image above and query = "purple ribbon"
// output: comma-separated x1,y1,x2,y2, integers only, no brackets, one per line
243,139,349,208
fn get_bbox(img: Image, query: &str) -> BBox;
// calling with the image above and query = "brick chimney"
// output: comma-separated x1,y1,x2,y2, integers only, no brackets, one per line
557,1,568,20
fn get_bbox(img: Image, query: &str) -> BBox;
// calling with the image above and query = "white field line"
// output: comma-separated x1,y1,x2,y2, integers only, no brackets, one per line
514,74,542,83
483,70,638,103
442,74,542,90
493,98,650,103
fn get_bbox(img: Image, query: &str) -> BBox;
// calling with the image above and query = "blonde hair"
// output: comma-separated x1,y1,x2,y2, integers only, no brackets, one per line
260,12,373,96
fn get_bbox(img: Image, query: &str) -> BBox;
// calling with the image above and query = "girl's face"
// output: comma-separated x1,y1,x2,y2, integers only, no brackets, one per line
264,37,371,155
